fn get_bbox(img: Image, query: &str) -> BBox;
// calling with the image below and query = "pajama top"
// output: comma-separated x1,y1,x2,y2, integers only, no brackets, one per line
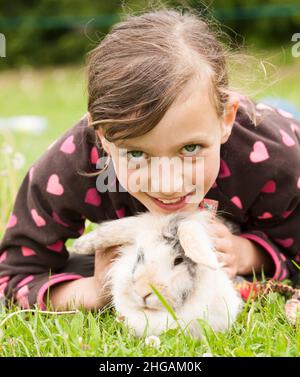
1,96,300,310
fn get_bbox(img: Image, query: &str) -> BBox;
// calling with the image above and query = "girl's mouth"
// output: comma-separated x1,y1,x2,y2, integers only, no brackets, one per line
146,191,196,211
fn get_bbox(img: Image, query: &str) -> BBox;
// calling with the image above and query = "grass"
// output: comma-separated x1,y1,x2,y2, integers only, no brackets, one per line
0,292,298,356
1,46,300,356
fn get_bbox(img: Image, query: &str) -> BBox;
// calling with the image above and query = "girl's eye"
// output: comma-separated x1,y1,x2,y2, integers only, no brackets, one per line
174,256,184,266
128,151,146,159
181,144,202,155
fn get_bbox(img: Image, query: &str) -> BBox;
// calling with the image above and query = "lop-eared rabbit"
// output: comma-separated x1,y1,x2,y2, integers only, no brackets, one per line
72,209,243,338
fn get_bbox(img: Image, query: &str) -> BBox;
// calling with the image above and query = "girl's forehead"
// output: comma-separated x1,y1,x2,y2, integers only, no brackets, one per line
114,86,220,152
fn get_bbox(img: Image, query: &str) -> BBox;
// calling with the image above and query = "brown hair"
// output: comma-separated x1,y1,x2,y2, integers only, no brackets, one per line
83,6,257,177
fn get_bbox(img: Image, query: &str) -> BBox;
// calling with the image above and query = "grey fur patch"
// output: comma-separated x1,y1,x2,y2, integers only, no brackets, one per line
132,246,144,275
161,214,198,278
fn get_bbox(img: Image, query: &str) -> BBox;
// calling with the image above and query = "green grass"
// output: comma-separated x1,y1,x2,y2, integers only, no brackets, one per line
1,46,300,356
0,292,298,356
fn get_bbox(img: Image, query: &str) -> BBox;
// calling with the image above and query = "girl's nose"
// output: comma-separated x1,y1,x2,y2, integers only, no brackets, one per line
149,160,184,195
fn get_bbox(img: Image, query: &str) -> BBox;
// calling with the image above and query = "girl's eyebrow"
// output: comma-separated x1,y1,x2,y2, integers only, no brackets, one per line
116,135,210,152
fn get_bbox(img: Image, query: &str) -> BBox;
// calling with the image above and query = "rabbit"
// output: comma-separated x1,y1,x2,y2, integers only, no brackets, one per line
71,209,244,339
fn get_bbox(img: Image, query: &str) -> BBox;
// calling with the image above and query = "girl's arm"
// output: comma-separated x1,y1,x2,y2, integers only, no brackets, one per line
0,116,111,310
212,100,300,284
49,246,120,311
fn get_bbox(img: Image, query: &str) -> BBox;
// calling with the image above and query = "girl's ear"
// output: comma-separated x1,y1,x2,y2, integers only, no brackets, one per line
220,98,239,144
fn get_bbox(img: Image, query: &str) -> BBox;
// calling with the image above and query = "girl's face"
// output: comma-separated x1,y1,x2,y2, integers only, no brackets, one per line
96,80,238,214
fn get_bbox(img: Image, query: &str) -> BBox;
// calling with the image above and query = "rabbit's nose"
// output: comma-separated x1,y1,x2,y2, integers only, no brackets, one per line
143,292,152,303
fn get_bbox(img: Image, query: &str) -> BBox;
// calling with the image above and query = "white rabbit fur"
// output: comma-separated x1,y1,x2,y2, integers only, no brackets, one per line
71,209,243,339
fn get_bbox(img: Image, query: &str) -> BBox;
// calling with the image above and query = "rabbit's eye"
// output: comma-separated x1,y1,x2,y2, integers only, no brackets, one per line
174,256,184,266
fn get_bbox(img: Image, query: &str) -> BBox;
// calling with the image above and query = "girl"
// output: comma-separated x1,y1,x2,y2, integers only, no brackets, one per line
1,9,300,311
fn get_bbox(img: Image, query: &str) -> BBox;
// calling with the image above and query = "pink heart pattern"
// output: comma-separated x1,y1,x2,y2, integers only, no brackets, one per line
250,141,269,163
230,196,243,209
21,246,36,257
279,129,295,147
0,281,8,297
257,212,273,219
218,159,231,178
84,188,102,206
116,207,125,218
15,285,30,309
7,214,17,228
31,209,46,227
90,147,99,165
46,174,64,196
46,240,64,252
275,238,294,248
260,180,276,193
0,251,8,263
60,135,76,154
17,275,34,288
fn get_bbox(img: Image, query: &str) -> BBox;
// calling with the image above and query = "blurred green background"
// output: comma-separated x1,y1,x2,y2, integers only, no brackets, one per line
1,0,300,233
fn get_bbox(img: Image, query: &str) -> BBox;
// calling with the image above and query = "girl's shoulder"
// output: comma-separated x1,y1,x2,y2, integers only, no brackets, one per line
216,96,300,213
222,95,300,167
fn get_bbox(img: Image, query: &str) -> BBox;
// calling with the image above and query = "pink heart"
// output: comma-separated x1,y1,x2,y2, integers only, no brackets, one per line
60,135,76,154
0,276,9,285
275,238,294,248
218,159,231,178
249,141,269,163
84,188,102,206
47,174,64,196
260,180,276,193
257,212,273,219
230,196,243,209
0,251,8,263
90,147,99,165
7,214,17,228
116,207,125,218
52,211,69,227
21,246,36,257
17,275,34,288
46,240,64,252
16,285,30,309
279,129,295,147
31,209,46,227
0,282,8,297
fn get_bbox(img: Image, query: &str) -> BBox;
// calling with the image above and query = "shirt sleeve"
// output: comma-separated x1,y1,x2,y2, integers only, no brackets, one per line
217,98,300,285
0,116,110,310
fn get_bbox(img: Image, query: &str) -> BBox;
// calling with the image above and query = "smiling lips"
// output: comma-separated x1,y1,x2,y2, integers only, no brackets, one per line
146,191,196,211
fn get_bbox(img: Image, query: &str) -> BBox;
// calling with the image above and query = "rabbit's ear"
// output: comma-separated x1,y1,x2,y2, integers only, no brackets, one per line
177,220,220,270
71,216,139,254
